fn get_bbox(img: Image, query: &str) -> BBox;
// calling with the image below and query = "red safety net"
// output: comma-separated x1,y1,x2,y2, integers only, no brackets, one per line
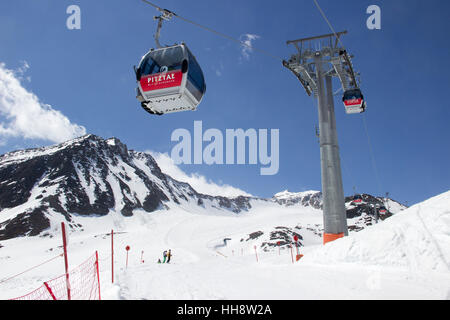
10,252,100,300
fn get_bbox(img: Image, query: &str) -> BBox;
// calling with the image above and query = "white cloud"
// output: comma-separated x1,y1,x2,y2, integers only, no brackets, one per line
239,33,260,60
0,62,86,144
15,61,31,82
148,151,252,198
213,61,224,77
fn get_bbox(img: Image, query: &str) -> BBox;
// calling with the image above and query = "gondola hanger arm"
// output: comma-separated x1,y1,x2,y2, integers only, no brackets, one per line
153,9,175,48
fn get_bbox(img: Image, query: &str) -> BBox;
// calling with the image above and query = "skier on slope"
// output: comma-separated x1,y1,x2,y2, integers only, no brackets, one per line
166,249,172,263
162,250,167,263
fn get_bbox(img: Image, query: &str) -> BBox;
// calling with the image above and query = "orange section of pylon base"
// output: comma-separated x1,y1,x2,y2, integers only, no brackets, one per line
296,254,304,261
323,232,344,245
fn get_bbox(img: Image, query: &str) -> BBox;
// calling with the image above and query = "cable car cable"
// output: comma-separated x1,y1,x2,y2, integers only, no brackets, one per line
312,0,361,107
362,113,383,196
312,0,347,50
340,153,358,198
140,0,283,62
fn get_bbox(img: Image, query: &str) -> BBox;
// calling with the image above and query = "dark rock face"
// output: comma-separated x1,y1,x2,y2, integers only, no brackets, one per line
344,194,394,220
0,135,252,240
0,207,50,240
273,190,400,221
261,226,303,252
235,227,304,252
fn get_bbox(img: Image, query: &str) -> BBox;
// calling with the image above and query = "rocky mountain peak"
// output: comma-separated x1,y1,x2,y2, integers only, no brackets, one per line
0,135,407,241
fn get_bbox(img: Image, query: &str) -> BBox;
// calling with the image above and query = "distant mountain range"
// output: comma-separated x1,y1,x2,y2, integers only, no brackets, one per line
0,134,406,240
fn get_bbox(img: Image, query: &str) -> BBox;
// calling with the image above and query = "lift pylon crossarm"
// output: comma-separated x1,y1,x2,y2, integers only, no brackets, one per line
284,31,363,102
340,50,358,89
282,60,313,96
286,30,348,46
330,59,350,91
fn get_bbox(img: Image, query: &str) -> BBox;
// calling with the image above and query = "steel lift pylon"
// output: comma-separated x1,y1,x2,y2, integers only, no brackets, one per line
283,31,361,244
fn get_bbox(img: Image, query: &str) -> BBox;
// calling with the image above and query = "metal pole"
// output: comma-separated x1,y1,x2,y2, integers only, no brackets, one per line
154,16,164,48
315,53,348,244
326,74,348,236
290,245,294,264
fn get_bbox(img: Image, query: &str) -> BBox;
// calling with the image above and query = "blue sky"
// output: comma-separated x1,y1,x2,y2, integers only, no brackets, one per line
0,0,449,206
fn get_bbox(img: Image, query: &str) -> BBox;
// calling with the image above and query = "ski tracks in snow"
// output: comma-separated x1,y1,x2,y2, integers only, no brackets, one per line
115,262,226,299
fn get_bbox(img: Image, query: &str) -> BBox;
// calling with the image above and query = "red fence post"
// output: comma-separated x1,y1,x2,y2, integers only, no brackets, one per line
111,229,114,284
95,251,101,300
44,282,57,300
290,245,294,264
254,245,258,262
61,222,71,300
125,245,130,268
293,235,303,261
10,251,103,301
141,250,144,264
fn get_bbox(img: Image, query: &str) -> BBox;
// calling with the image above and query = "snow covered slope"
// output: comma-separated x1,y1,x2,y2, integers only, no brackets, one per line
4,134,441,300
89,190,450,300
304,191,450,272
0,189,447,300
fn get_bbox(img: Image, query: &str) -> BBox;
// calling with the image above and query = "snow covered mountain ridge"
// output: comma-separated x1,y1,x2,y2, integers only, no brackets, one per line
0,134,405,240
273,190,323,208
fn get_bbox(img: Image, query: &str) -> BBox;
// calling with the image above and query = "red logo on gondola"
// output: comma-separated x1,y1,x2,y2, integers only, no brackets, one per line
344,98,362,106
140,70,182,92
